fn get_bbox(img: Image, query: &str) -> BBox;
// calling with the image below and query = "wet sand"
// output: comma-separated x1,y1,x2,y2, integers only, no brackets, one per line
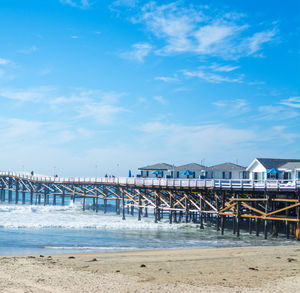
0,245,299,292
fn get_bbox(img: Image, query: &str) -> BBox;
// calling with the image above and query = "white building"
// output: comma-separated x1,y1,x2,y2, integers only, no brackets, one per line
246,158,300,180
138,163,173,178
173,163,206,179
206,162,248,179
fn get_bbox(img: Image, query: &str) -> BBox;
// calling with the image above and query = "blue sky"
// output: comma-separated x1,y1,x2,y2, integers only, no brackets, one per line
0,0,299,176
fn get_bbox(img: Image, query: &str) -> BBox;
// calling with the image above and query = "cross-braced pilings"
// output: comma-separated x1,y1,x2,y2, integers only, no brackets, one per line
0,172,300,240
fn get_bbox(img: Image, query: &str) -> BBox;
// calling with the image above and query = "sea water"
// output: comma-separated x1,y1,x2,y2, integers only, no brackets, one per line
0,201,296,255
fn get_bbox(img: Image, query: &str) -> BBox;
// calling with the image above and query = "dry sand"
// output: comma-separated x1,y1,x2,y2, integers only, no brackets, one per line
0,245,299,292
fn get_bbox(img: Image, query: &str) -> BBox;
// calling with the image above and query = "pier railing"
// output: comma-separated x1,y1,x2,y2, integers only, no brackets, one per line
0,171,299,190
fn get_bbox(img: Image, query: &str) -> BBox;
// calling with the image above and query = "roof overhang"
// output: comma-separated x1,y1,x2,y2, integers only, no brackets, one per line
246,158,261,171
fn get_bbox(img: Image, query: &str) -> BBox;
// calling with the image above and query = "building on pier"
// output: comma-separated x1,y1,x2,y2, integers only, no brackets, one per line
172,163,206,179
138,163,173,178
247,158,300,180
205,162,248,179
138,161,248,179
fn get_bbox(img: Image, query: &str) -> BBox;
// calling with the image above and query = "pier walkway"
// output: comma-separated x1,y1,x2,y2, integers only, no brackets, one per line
0,171,300,240
1,171,300,191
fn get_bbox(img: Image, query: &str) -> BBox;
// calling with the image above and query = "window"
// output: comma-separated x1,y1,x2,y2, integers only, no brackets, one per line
222,172,225,179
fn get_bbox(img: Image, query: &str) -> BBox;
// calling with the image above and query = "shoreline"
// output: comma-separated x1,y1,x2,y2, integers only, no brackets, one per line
1,240,298,257
0,245,299,292
3,243,297,256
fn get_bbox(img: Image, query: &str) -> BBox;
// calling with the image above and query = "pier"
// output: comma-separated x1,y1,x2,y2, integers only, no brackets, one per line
0,171,300,240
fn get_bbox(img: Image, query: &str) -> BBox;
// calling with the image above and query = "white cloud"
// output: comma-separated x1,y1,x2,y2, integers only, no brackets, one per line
213,99,250,113
59,0,90,9
0,118,45,140
183,69,243,84
0,86,55,102
280,96,300,108
194,23,244,55
138,120,299,165
0,87,129,124
121,43,152,62
182,62,242,84
155,75,178,82
68,90,128,124
71,35,80,39
210,64,240,72
130,2,276,59
39,66,53,76
257,105,299,120
112,0,138,7
153,96,166,104
245,29,277,55
77,103,127,124
0,58,10,65
140,122,257,159
18,46,38,54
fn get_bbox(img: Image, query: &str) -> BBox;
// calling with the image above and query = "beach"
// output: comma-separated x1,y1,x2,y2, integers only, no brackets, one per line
0,245,299,293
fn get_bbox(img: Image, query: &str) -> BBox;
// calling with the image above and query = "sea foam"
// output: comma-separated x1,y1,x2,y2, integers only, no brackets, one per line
0,202,193,230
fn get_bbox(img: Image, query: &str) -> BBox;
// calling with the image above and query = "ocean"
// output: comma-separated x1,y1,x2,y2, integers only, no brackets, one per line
0,200,296,255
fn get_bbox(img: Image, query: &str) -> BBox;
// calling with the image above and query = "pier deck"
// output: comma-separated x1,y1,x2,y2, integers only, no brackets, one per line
0,171,300,240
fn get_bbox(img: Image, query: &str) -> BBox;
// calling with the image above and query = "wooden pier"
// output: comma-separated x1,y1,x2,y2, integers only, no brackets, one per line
0,172,300,240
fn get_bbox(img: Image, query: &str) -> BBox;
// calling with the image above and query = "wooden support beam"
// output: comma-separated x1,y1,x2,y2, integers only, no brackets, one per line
236,194,240,237
138,192,142,221
265,202,300,217
241,202,265,216
221,194,225,235
121,189,125,220
169,192,173,224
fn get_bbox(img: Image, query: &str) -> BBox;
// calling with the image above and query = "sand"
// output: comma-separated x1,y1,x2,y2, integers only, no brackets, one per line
0,245,299,292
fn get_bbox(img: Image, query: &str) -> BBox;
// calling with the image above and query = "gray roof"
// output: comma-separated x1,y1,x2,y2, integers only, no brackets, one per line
174,163,206,171
207,162,246,171
138,163,173,170
256,158,300,170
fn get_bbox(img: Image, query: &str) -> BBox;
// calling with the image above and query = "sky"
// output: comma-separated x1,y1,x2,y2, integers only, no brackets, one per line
0,0,299,177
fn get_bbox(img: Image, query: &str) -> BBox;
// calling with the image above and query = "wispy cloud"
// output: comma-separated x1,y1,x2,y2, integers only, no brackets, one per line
138,120,299,164
257,105,299,120
112,0,138,8
18,45,38,54
183,69,243,84
0,86,129,125
0,86,55,102
59,0,91,9
213,99,250,115
153,95,166,104
39,66,53,76
77,103,127,124
245,29,277,55
140,121,257,160
280,96,300,108
209,64,240,72
120,43,152,62
0,58,10,65
129,2,277,59
155,75,178,82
